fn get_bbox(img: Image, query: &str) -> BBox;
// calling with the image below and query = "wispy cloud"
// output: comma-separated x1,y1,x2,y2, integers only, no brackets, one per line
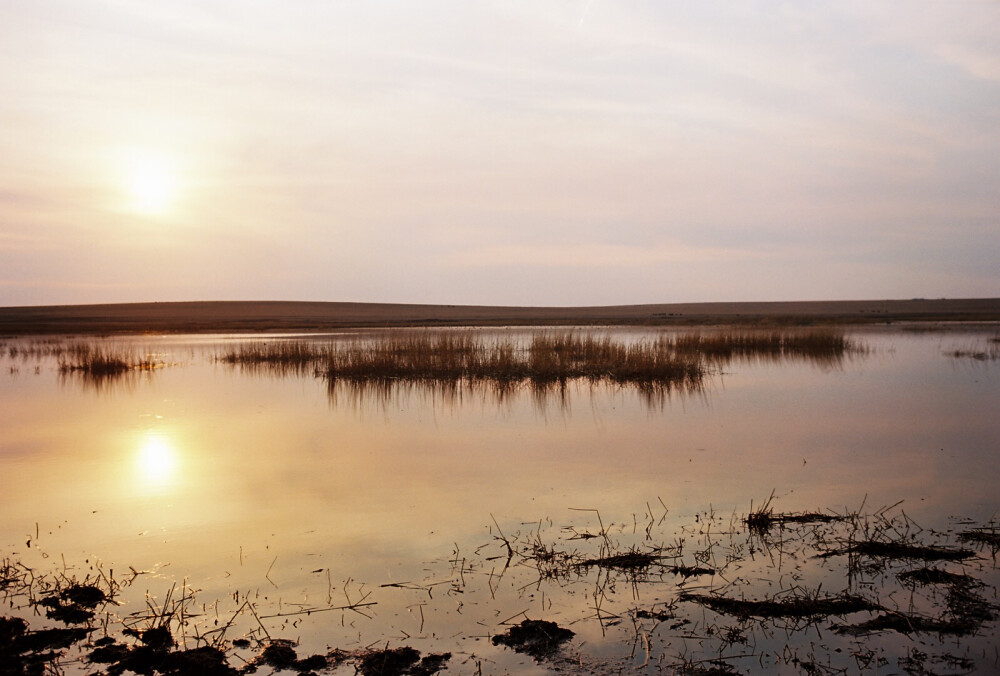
0,1,997,305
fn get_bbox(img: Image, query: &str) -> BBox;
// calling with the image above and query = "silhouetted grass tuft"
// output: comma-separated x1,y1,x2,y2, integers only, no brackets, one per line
58,344,161,376
218,328,860,396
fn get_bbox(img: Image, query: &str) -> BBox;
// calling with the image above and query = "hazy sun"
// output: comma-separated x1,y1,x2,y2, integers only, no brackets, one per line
122,150,179,216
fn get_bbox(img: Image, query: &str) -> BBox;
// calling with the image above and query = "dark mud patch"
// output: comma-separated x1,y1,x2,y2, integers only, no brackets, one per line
669,565,715,578
746,511,842,535
833,611,983,637
35,583,110,624
958,528,1000,552
820,540,975,561
635,608,676,622
576,549,665,571
680,592,880,620
492,619,575,659
897,567,979,587
674,660,743,675
356,646,451,676
1,616,91,673
245,638,335,673
834,571,996,638
102,644,236,675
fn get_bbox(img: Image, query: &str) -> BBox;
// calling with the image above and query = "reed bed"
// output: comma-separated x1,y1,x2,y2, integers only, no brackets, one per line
673,329,859,364
216,340,333,374
57,344,161,376
218,329,858,394
321,333,705,387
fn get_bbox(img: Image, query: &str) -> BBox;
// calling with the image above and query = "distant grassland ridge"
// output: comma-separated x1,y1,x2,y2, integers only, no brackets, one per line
2,298,999,334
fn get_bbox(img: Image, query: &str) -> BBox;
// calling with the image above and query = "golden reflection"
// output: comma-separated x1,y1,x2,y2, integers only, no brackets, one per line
135,433,179,491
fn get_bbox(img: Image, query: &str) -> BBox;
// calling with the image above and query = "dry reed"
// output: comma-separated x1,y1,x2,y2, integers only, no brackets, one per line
57,344,161,376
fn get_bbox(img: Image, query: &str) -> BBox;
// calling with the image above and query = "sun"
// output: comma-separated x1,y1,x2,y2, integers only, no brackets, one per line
121,150,179,216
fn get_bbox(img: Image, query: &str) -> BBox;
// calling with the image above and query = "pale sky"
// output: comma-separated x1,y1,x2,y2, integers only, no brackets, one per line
1,1,998,307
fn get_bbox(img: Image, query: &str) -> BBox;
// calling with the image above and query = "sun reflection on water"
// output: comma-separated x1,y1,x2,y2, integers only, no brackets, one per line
135,433,179,492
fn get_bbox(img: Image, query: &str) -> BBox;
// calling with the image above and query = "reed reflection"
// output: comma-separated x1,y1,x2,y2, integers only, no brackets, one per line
324,376,702,413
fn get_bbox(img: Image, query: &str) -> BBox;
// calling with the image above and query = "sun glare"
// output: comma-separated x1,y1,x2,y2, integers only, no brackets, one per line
122,150,179,216
135,433,179,490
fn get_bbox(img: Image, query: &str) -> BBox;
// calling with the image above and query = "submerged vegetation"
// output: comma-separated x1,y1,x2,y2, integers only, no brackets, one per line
2,498,999,674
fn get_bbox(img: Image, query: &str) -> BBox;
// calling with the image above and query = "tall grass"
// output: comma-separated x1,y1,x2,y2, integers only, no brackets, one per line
58,344,161,376
216,340,331,374
217,328,860,397
673,330,856,363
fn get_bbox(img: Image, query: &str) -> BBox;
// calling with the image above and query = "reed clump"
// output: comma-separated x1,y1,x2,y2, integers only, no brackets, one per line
217,328,860,394
674,330,858,364
217,340,332,374
57,344,161,376
318,333,706,390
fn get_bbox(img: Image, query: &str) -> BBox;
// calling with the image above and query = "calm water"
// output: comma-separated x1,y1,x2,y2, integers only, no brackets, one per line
1,328,998,674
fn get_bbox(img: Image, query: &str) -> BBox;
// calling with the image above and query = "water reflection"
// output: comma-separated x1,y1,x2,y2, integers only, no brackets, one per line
1,329,999,673
133,433,179,493
323,376,705,413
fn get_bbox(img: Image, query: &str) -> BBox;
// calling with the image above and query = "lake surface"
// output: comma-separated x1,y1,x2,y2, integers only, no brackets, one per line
1,327,998,674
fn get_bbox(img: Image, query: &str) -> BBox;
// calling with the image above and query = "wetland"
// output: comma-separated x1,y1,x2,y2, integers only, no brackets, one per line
1,325,998,674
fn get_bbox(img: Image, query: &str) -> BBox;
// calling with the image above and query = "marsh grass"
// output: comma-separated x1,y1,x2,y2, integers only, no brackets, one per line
218,329,859,396
57,344,163,376
217,340,331,375
745,491,843,536
673,329,859,365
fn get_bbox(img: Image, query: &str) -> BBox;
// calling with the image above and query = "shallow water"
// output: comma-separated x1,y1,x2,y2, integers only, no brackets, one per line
1,327,998,674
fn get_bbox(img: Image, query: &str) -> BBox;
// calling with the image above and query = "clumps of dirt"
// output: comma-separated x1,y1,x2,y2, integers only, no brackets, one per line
897,567,978,587
135,625,175,650
745,493,843,535
672,658,743,675
89,626,238,676
832,611,983,637
679,592,881,620
746,510,841,535
575,549,664,571
833,565,996,638
820,540,975,562
244,639,334,673
491,619,575,659
635,609,674,622
356,646,451,676
35,583,109,624
669,565,715,578
1,615,91,673
957,528,1000,553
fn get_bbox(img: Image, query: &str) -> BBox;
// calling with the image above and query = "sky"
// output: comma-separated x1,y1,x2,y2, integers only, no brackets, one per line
1,1,998,307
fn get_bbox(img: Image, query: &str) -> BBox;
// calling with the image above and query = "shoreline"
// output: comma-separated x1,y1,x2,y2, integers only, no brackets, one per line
1,298,999,335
